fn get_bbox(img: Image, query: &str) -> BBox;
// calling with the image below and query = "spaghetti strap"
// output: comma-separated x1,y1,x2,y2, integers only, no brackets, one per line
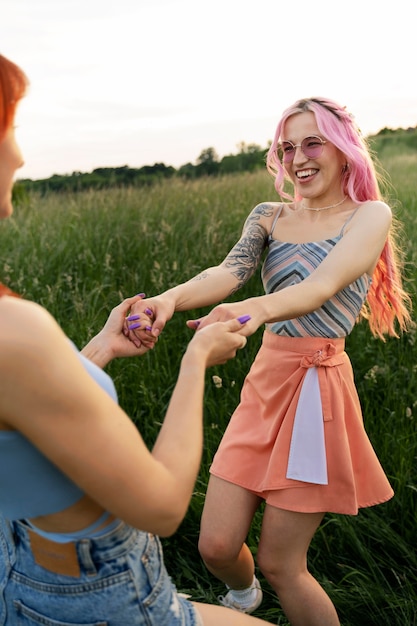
269,203,285,237
339,206,361,237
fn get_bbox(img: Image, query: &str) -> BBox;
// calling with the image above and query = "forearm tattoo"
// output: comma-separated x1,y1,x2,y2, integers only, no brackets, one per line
191,271,210,282
223,203,273,294
188,204,273,295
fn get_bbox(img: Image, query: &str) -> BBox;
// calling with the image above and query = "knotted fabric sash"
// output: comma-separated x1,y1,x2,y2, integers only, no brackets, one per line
286,341,346,485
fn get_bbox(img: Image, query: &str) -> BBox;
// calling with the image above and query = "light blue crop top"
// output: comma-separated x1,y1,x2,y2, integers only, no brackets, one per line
0,342,118,521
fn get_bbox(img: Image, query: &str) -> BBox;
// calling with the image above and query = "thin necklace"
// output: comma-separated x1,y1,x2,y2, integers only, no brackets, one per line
300,196,347,212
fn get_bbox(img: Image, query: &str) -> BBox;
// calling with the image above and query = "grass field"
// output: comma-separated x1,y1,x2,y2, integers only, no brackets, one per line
2,156,417,624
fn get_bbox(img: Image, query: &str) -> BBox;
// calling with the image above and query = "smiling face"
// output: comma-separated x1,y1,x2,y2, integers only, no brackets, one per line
282,111,347,207
0,126,24,218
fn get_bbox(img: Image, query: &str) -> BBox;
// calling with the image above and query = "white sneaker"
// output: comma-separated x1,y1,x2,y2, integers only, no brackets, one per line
218,577,263,614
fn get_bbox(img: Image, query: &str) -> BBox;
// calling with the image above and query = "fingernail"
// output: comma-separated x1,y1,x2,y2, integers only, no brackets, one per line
144,308,153,316
195,320,201,327
145,325,152,331
136,293,146,298
127,314,140,321
129,322,141,330
237,315,251,324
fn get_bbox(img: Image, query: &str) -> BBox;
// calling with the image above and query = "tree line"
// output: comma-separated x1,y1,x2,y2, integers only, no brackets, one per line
14,126,417,197
16,142,267,196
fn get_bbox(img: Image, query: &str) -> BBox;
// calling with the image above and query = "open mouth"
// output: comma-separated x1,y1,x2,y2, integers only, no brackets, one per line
296,169,318,180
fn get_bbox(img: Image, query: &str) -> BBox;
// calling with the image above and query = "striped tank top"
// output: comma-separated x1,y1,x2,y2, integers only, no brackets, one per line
261,205,371,338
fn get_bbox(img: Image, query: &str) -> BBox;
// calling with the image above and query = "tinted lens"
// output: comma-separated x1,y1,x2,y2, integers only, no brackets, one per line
277,142,293,163
278,136,325,163
301,136,324,159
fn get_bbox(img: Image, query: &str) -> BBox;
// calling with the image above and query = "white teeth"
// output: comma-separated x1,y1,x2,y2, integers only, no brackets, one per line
296,169,317,178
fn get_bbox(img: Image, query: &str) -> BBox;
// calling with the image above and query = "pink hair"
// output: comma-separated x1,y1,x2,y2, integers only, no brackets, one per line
266,97,412,340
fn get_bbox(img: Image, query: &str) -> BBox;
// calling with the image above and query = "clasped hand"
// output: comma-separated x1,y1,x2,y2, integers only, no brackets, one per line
123,296,255,365
125,297,260,350
187,302,260,337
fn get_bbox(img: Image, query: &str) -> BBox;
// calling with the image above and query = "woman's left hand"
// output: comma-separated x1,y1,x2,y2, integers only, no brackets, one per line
186,300,262,337
82,294,154,367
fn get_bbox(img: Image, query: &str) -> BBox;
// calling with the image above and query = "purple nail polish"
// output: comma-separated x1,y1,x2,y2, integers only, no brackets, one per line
136,293,146,298
145,325,152,331
127,314,140,321
129,322,141,330
237,314,251,324
195,320,201,327
145,308,153,316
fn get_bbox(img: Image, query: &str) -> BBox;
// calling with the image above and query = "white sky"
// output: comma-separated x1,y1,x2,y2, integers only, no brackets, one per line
2,0,416,180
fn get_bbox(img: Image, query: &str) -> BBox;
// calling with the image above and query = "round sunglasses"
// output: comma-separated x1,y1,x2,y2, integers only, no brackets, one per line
277,135,327,163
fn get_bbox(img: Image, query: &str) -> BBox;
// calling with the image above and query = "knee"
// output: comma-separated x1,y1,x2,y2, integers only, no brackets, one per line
198,532,237,569
257,548,289,589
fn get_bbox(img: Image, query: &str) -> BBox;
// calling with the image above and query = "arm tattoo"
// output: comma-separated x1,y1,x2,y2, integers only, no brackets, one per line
223,203,274,294
191,271,209,282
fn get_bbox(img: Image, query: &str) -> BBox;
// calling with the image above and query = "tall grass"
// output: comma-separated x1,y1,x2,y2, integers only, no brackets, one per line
2,163,416,625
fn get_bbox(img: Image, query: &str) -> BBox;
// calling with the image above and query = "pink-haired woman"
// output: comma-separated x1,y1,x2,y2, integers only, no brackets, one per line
129,97,412,625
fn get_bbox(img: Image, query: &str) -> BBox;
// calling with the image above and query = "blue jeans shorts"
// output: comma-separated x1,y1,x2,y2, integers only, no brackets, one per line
0,516,203,626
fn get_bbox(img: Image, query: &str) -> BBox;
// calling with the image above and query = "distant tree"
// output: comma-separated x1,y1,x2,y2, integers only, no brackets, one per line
197,147,219,165
377,127,396,136
219,154,241,174
218,143,265,175
196,147,219,176
178,162,197,179
237,142,266,171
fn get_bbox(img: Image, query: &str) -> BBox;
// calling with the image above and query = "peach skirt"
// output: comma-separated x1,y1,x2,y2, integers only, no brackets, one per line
210,332,393,515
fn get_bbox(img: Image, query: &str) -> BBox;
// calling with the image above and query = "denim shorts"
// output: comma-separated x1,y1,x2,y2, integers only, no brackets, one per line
0,516,203,626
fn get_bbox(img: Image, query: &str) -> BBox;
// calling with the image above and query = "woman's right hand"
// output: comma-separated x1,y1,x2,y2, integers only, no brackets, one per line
125,294,176,348
184,317,249,368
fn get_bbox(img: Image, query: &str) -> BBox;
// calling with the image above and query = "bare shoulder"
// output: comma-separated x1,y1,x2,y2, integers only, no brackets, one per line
0,296,57,331
0,297,65,358
250,201,283,219
245,201,285,231
349,200,392,233
0,297,84,430
357,200,392,221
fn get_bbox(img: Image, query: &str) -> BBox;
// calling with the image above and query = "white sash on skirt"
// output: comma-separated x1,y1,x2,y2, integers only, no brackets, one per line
286,367,328,485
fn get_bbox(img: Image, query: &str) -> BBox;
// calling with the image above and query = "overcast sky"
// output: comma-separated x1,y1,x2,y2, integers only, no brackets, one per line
2,0,415,180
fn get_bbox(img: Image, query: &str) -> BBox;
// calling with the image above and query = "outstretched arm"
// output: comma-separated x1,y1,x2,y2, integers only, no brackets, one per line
189,201,392,337
0,296,249,536
127,203,273,345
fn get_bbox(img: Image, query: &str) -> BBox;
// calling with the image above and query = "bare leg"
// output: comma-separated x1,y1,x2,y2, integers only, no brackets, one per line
198,475,262,589
257,505,340,626
192,602,272,625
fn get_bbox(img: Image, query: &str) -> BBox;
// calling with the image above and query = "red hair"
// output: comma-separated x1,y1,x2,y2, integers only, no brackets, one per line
0,283,20,298
266,97,412,340
0,53,28,139
0,54,27,300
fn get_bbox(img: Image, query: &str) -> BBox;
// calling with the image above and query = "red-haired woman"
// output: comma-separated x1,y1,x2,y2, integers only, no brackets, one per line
129,98,412,625
0,53,273,626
